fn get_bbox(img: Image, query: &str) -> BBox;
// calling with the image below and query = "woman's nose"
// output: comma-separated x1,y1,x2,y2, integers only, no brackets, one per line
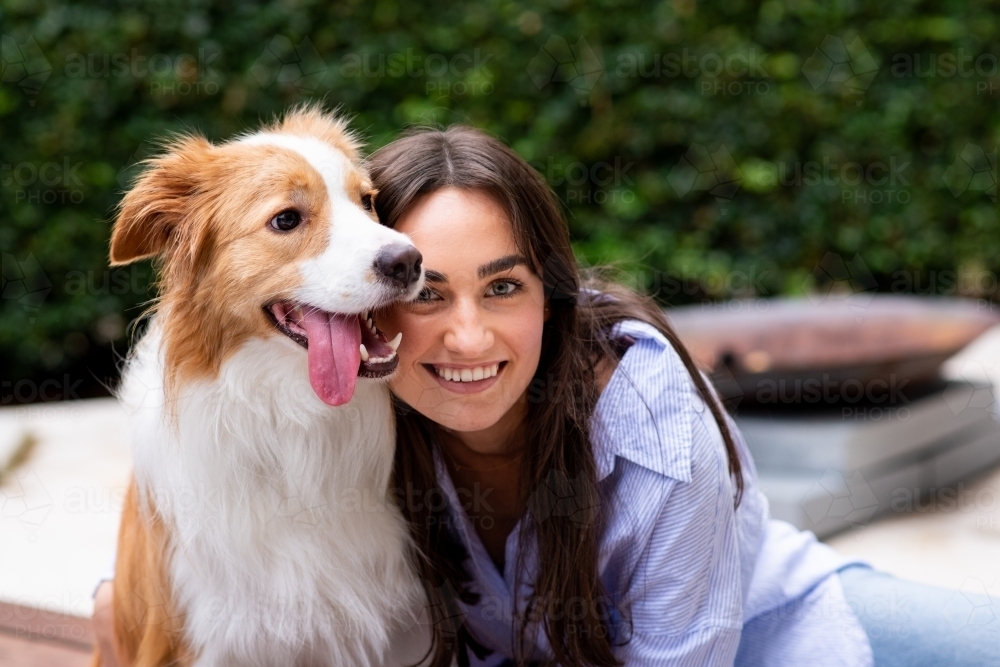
443,301,494,355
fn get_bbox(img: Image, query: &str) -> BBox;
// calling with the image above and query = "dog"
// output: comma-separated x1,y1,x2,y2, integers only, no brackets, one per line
96,106,432,667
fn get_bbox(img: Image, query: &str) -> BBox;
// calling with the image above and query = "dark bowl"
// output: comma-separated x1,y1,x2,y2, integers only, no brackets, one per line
667,295,1000,410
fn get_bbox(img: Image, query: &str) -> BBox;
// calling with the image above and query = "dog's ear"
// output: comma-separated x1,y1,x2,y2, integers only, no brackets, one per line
110,136,212,266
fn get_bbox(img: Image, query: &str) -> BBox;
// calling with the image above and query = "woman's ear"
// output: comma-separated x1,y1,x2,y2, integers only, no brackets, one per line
109,135,211,266
544,301,551,321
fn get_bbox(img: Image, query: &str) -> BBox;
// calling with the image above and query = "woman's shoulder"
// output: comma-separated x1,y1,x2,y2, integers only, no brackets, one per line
591,318,707,484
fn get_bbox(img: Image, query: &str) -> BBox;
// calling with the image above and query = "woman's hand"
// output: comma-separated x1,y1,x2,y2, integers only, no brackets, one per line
92,580,122,667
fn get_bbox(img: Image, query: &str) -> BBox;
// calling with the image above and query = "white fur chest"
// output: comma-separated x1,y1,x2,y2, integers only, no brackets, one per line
119,327,424,666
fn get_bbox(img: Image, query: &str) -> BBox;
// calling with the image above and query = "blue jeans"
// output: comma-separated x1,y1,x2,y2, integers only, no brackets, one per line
839,566,1000,666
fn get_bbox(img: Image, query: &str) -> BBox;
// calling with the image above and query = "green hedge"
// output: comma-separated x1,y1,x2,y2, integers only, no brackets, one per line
2,0,999,397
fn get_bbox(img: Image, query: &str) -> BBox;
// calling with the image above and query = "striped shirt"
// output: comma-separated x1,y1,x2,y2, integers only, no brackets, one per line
433,318,874,666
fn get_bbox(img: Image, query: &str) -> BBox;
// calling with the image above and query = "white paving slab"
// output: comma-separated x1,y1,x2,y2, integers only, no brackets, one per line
0,398,130,618
826,463,1000,598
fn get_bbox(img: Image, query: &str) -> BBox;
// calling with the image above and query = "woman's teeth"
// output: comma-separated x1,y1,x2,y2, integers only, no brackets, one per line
434,364,500,382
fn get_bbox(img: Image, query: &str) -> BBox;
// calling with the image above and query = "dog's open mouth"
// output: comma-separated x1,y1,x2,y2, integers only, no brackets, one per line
265,302,401,406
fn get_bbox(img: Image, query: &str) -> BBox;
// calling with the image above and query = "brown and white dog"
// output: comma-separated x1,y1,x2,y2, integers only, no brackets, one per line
97,107,431,667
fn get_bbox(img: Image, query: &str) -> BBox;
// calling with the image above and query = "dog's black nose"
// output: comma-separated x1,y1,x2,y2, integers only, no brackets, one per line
375,244,422,290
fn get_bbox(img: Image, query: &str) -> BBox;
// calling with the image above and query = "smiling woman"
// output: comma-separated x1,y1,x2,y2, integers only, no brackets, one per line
364,125,1000,667
365,127,761,666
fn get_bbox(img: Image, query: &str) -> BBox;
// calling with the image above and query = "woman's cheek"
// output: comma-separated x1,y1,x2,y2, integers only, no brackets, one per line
388,311,443,403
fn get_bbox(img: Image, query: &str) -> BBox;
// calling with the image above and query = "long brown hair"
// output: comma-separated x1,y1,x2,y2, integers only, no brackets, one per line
367,126,743,667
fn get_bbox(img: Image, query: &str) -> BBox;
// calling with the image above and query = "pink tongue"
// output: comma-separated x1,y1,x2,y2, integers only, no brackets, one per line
300,310,361,406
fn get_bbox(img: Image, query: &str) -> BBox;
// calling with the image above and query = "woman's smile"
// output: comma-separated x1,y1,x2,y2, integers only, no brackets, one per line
423,360,507,393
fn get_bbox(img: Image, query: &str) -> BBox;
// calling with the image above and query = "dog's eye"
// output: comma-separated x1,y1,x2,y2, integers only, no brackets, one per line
270,209,301,231
361,193,374,212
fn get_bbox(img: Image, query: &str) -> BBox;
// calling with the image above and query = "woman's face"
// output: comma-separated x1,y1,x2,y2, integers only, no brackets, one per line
377,187,547,449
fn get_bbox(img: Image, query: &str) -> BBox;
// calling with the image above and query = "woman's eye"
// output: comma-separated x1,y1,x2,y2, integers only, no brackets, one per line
270,209,301,231
487,280,520,297
415,286,438,302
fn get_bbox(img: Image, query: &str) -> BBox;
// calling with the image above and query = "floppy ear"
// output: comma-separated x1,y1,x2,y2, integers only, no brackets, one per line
110,136,212,266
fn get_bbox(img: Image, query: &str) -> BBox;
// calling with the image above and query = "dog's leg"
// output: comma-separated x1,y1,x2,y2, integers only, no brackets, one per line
112,479,192,667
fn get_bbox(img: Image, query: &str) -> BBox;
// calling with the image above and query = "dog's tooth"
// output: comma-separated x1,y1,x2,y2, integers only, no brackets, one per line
359,344,369,362
472,367,484,381
387,332,402,351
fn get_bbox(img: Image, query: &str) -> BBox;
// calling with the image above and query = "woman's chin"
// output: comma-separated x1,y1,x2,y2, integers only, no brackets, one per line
432,412,507,436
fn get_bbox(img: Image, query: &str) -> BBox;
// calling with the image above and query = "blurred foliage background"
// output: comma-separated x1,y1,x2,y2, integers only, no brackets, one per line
1,0,999,398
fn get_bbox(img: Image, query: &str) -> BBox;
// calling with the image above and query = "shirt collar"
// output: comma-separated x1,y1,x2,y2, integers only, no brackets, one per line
590,319,695,484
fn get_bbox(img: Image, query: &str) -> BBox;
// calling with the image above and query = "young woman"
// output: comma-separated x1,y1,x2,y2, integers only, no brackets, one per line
94,126,1000,667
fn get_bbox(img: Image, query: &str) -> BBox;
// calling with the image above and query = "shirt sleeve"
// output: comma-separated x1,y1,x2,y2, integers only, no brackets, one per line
614,405,744,666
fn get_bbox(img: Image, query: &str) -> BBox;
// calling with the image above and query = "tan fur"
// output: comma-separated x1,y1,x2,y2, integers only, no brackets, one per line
343,168,378,212
91,480,191,667
270,104,362,162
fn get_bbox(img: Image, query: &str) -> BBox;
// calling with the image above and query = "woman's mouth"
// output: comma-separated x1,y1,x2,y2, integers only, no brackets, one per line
423,361,506,394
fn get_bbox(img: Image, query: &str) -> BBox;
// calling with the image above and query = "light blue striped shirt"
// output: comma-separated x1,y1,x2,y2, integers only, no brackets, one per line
433,319,874,666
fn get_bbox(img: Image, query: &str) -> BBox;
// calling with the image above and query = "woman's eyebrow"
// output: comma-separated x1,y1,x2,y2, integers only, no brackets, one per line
477,254,528,279
424,269,448,283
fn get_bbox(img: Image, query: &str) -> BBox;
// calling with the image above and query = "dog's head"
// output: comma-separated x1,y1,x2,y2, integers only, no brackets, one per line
111,106,423,406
